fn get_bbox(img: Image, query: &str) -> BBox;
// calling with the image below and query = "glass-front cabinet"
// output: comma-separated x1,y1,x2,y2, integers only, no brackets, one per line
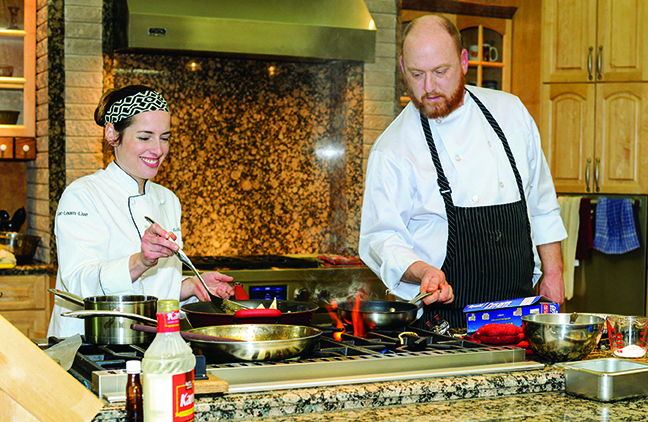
459,18,510,91
0,0,35,140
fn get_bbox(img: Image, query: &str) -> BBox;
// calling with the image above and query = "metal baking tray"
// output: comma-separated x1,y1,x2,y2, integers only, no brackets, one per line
558,358,648,401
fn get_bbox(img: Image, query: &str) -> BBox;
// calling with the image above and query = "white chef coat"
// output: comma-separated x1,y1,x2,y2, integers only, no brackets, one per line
359,87,567,302
48,161,185,338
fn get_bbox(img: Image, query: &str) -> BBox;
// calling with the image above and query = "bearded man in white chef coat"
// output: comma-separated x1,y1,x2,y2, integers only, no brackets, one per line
359,14,567,328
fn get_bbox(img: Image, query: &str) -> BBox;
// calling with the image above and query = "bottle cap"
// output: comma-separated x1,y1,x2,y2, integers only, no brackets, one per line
158,299,179,313
126,360,141,374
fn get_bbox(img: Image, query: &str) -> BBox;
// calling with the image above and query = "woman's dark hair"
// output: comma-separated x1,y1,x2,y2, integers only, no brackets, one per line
95,85,158,148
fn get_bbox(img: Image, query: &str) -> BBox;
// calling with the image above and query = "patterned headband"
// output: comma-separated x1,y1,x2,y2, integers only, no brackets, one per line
104,90,169,125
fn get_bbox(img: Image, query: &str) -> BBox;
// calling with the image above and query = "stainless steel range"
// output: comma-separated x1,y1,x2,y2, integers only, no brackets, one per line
34,325,543,401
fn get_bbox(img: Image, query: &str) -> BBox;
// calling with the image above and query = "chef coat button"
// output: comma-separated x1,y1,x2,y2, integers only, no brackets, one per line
435,118,442,124
159,199,166,205
472,195,478,203
454,155,461,161
499,182,504,188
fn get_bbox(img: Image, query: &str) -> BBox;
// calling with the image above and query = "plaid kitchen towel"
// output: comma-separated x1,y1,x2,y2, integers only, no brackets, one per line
593,197,640,254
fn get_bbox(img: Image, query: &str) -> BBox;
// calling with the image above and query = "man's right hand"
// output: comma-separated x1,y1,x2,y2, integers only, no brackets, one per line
403,261,454,305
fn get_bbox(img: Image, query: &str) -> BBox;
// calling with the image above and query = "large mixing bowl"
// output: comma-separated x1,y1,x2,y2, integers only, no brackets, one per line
0,232,41,264
522,313,604,363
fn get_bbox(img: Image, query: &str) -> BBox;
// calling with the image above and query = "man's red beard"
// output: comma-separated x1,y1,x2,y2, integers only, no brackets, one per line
407,73,466,119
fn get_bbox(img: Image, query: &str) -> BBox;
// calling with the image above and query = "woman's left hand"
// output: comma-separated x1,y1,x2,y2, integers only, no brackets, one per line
181,271,235,302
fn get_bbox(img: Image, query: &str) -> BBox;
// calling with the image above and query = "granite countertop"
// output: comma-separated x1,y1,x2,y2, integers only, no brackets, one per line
0,262,55,276
91,346,648,422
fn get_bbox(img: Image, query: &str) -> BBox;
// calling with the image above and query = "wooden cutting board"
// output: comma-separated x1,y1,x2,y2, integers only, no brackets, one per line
0,315,104,422
194,374,229,394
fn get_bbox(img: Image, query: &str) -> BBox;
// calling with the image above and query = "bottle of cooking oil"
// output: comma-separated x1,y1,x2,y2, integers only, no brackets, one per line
142,299,196,422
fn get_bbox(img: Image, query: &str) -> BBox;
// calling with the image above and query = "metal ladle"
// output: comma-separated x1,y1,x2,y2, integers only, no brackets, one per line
144,216,249,314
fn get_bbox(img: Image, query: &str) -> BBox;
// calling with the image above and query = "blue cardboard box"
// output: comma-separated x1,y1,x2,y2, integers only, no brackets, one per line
463,296,559,333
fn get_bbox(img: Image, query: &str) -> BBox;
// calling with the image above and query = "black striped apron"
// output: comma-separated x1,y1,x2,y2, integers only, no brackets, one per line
415,89,535,329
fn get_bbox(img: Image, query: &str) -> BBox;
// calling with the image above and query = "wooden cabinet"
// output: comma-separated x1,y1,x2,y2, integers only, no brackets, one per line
0,275,54,338
541,0,648,194
542,0,648,83
0,0,36,138
541,83,648,193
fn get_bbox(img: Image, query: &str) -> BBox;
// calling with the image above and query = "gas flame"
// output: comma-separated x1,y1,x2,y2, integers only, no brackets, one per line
325,290,374,340
325,301,345,341
351,291,369,338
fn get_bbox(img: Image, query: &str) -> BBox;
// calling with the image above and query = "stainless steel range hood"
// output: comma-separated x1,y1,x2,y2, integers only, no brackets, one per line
113,0,377,62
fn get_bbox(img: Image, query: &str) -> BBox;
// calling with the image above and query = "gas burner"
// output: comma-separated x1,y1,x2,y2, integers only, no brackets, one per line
186,255,320,270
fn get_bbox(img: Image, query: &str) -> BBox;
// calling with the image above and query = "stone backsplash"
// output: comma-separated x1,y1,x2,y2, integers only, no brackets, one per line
112,53,365,256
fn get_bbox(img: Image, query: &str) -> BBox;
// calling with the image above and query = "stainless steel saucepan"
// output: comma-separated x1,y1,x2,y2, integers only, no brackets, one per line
49,289,157,344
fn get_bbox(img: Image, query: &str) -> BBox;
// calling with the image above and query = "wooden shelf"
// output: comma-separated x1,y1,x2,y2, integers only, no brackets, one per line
0,77,26,90
0,29,26,38
467,60,505,68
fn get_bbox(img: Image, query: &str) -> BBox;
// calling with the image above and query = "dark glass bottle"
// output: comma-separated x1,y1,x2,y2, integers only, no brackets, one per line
125,360,143,422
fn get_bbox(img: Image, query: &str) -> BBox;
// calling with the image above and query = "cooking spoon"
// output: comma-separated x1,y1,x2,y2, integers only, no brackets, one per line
144,216,249,314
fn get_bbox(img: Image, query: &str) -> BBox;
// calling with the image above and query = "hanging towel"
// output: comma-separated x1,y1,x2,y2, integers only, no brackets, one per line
575,198,594,260
593,197,640,254
557,196,581,300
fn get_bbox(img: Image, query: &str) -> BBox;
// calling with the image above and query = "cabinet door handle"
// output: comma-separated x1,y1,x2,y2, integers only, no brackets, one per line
588,46,594,80
586,158,591,192
597,46,603,80
595,158,601,192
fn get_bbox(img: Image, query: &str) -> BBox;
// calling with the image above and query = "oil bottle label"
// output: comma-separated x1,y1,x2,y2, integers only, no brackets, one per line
143,369,194,422
157,310,180,333
172,370,195,421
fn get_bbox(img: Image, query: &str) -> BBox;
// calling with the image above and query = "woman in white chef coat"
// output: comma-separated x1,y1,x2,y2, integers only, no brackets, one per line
48,85,235,338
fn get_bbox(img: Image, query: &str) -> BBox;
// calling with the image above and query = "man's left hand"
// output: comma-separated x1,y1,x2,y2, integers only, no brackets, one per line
538,272,565,305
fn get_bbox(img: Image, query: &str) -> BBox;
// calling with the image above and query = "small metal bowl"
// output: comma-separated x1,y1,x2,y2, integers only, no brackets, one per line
522,313,604,363
0,232,41,264
0,110,20,125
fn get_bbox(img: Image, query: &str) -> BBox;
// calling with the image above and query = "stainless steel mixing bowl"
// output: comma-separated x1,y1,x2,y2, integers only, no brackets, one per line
522,313,604,363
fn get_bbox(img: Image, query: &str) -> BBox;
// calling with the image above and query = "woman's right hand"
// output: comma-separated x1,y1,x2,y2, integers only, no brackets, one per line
130,222,180,280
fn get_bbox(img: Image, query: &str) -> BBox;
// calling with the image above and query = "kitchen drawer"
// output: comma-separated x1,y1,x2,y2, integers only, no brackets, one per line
0,137,14,158
0,137,36,160
0,275,46,310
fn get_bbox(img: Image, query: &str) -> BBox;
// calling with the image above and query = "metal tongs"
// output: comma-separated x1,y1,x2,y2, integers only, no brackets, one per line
144,216,249,314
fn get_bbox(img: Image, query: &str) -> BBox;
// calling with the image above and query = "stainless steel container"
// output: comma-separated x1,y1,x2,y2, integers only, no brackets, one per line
84,295,157,345
558,358,648,401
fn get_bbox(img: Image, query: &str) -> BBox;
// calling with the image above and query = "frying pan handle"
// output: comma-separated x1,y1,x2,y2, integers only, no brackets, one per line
233,308,282,323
